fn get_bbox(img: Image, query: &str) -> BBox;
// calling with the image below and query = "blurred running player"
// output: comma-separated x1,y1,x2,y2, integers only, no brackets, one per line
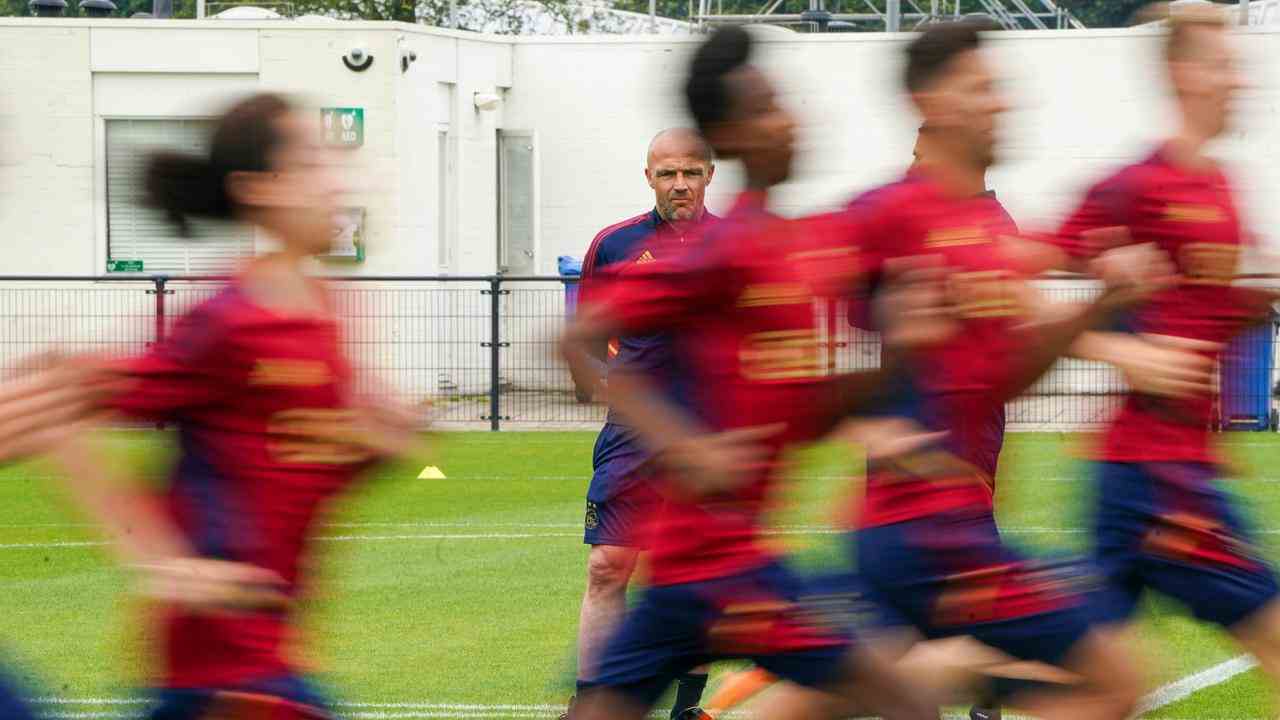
562,26,938,720
701,123,1026,720
1054,2,1280,694
0,93,421,719
566,128,718,720
836,20,1171,720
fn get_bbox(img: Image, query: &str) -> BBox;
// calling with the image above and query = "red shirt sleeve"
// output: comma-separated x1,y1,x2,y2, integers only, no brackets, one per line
795,211,866,300
833,199,889,332
1054,170,1137,260
109,301,229,420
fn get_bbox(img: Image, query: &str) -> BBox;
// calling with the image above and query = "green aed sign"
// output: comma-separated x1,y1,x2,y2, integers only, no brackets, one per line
107,259,143,273
322,107,364,148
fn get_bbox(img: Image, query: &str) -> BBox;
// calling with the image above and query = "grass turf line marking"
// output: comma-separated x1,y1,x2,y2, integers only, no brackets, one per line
0,526,1265,550
1134,654,1258,715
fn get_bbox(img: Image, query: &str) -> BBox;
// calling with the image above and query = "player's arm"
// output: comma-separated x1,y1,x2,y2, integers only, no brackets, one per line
48,424,289,611
562,255,777,498
0,355,177,564
564,308,776,499
568,241,616,403
567,326,610,403
1069,331,1217,400
814,256,956,435
999,242,1177,402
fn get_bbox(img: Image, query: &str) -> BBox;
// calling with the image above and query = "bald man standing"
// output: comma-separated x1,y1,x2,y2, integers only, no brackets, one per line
564,128,716,720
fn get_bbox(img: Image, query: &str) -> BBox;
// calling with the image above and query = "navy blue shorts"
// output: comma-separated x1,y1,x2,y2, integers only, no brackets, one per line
585,423,660,548
0,661,36,720
583,561,852,708
856,507,1094,667
793,567,910,636
1091,461,1280,628
149,675,332,720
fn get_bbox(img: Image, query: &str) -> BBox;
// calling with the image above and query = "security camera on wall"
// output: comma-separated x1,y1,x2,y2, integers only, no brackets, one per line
473,92,502,112
343,45,374,72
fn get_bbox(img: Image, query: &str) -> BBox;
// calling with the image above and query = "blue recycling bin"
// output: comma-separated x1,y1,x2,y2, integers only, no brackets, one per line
558,255,583,317
1219,319,1276,431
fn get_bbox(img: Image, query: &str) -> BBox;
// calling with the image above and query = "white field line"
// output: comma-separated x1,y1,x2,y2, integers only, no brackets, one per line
8,524,1280,550
32,699,756,720
1135,654,1259,716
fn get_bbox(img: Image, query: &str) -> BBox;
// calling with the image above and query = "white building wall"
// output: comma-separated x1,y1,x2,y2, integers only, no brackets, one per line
0,25,94,275
0,21,1277,277
510,27,1280,268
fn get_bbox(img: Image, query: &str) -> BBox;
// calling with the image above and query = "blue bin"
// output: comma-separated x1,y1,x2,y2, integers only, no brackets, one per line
1219,319,1276,431
558,255,582,317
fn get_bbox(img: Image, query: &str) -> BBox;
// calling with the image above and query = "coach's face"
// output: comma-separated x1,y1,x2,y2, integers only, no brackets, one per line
646,135,714,223
919,48,1008,169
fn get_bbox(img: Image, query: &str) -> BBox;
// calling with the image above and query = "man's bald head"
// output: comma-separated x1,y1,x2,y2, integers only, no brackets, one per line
645,128,715,225
646,128,714,169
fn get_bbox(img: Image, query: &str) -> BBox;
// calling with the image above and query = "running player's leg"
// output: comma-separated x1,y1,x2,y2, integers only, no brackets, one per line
573,582,708,720
733,563,939,720
1094,461,1280,690
1231,600,1280,684
149,674,334,720
859,508,1141,720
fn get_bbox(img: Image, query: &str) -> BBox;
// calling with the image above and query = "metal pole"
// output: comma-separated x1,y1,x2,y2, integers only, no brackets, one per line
151,276,168,345
196,0,205,18
449,0,457,27
1240,0,1249,26
484,276,506,431
650,0,657,32
887,0,900,31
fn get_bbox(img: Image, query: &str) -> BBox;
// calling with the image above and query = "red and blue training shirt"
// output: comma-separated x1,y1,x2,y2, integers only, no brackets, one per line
109,281,367,688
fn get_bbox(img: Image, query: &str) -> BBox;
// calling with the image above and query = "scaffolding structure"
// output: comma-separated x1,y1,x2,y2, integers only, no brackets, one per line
694,0,1085,32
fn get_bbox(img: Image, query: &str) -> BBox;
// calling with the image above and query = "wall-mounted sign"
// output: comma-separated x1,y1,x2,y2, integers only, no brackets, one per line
322,207,366,263
322,107,364,148
107,259,143,273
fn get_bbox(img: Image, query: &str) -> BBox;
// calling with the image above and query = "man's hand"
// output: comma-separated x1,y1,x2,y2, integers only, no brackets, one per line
876,256,957,352
0,355,118,463
1110,333,1218,399
354,399,430,460
135,557,290,613
836,417,948,463
1091,242,1178,313
656,424,785,498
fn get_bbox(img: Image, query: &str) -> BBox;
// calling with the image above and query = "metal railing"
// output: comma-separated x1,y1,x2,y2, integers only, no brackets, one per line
0,275,1273,431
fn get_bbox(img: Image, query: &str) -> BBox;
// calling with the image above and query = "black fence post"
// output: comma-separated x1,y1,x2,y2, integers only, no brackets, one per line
148,275,171,345
146,275,173,431
482,276,511,431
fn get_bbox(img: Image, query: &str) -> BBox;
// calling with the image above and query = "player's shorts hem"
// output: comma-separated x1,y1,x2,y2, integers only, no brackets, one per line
955,606,1091,668
582,534,643,548
1091,461,1280,630
581,485,658,549
1218,582,1280,630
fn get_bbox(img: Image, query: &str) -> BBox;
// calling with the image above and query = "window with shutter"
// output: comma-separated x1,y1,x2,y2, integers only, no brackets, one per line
105,119,255,275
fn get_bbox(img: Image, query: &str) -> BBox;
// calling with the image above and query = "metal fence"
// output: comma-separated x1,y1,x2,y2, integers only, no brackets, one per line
0,275,1273,431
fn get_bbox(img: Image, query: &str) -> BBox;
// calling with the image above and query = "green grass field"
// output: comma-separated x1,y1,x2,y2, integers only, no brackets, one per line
0,431,1278,719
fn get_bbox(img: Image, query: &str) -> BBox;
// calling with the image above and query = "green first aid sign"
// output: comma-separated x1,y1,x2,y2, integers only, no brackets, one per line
322,108,364,148
107,259,143,273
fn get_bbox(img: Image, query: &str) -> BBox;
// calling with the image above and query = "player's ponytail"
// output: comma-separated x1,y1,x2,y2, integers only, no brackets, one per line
144,93,293,235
